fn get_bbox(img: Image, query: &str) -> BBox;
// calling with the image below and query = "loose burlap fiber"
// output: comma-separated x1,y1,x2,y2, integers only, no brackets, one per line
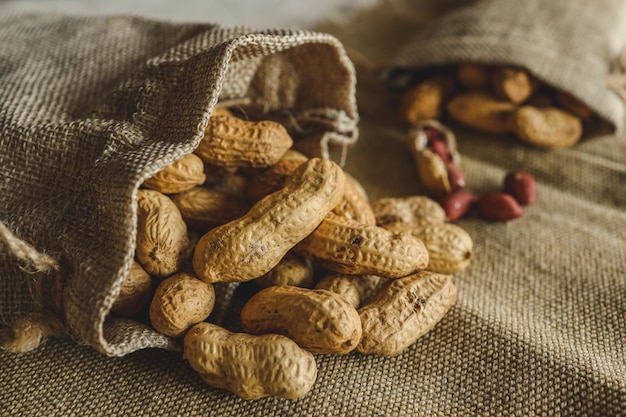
388,0,626,133
2,6,626,417
0,12,358,356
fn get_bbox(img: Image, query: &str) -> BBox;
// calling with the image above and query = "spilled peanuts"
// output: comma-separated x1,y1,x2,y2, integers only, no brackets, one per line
118,111,466,400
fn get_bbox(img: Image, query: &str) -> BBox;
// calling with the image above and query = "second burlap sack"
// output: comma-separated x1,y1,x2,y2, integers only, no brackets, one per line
0,12,358,357
388,0,626,133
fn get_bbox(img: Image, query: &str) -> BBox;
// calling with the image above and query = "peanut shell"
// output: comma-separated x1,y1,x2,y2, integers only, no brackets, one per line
315,274,386,309
149,272,215,338
184,323,317,400
254,252,314,289
399,76,449,125
143,153,206,194
135,189,189,277
555,90,594,123
491,67,538,104
111,261,153,316
446,91,516,134
195,115,293,168
510,106,583,149
294,214,429,278
407,120,461,196
172,186,250,231
193,158,346,283
240,286,362,354
358,270,457,356
331,172,377,226
384,222,473,273
371,195,446,227
456,63,490,90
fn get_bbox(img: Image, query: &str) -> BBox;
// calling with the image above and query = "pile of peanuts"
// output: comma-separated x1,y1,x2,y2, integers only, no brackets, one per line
399,63,595,149
110,109,474,400
399,64,553,222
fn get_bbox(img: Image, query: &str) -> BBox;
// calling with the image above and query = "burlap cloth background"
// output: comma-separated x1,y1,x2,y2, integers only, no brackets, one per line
2,2,626,416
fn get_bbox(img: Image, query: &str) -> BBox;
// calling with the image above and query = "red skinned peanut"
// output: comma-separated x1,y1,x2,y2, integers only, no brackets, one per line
439,189,477,222
446,162,467,191
504,171,537,206
477,192,523,222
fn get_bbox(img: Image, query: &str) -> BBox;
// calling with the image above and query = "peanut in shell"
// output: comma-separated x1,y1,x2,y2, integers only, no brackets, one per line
184,322,317,400
192,158,346,283
510,106,583,149
195,115,293,168
143,153,206,194
135,189,189,277
240,286,362,354
358,270,457,356
294,214,429,278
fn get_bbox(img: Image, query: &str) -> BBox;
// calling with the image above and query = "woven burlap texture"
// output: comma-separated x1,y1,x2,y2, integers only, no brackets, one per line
0,12,358,356
389,0,626,133
1,7,625,417
2,93,625,417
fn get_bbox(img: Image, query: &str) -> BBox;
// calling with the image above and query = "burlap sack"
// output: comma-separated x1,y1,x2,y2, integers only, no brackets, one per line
387,0,626,133
0,12,358,357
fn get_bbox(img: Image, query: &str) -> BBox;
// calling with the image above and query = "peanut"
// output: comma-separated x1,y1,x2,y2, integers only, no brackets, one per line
456,63,490,90
331,172,377,226
245,158,303,204
184,322,317,399
503,171,537,206
254,252,314,289
149,272,215,338
111,261,153,316
192,158,346,283
142,153,206,194
510,106,583,149
383,222,473,274
294,214,429,278
399,63,597,150
491,67,538,104
477,192,523,222
358,270,457,356
136,189,189,277
315,274,386,309
407,120,465,196
172,186,250,231
438,189,477,222
398,75,450,125
195,115,293,168
240,286,362,354
246,159,375,225
446,91,516,134
371,195,446,227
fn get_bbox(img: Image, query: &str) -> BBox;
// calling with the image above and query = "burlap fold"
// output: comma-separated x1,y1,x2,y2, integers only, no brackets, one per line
0,12,358,356
388,0,626,133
